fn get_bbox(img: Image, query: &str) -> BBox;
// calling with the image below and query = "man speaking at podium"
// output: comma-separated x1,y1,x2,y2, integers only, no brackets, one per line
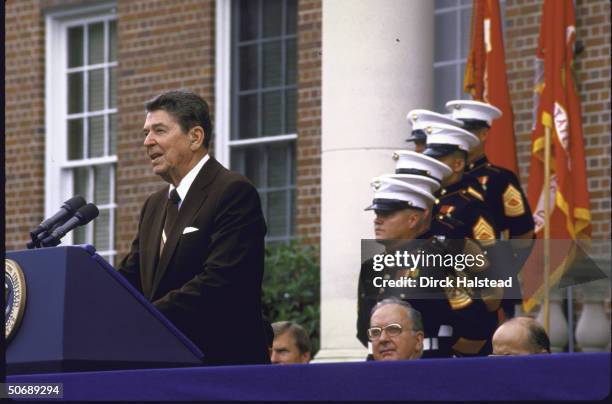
118,90,270,366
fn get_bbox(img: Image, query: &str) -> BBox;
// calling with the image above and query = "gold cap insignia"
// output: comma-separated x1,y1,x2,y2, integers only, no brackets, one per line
372,179,381,190
392,152,399,161
426,126,433,134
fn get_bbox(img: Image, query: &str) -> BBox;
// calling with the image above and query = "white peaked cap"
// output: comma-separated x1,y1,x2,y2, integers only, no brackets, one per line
392,150,453,183
425,123,480,152
407,109,463,131
379,173,441,195
367,176,435,211
445,100,502,127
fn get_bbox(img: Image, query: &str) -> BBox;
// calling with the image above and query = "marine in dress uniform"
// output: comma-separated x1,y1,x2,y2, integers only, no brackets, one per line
446,100,535,319
357,176,457,358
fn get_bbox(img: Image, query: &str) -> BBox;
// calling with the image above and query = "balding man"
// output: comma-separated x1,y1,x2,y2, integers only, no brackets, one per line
369,298,425,361
492,317,551,355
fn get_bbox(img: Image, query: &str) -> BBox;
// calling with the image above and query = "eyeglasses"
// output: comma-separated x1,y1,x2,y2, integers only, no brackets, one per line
367,323,405,340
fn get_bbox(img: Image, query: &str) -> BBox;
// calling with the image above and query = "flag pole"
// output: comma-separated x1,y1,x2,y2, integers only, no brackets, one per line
543,124,552,333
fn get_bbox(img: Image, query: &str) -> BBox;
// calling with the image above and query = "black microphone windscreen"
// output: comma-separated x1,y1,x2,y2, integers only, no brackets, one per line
76,203,100,224
64,195,87,212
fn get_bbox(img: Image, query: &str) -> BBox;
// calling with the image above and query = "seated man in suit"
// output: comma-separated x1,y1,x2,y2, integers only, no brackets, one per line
369,298,425,361
118,90,270,366
271,321,312,364
492,317,551,355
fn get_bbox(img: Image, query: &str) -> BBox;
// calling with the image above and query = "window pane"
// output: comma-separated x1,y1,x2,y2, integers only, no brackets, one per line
68,119,84,160
73,224,87,244
263,41,282,87
434,65,458,112
94,165,111,205
109,114,117,155
88,22,104,65
88,116,105,158
68,26,84,68
285,89,296,133
262,91,282,136
460,8,471,58
286,0,297,34
88,69,105,111
267,191,288,237
435,11,458,62
73,167,89,200
262,0,282,37
109,20,117,62
238,94,258,139
289,188,296,235
268,143,288,187
94,209,111,251
246,146,264,187
436,0,459,8
109,67,117,108
286,38,296,85
68,72,84,114
239,0,258,41
239,45,258,90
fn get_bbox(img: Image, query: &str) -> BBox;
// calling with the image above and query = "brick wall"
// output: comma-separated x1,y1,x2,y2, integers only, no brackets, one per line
505,0,611,241
5,0,45,252
115,0,216,260
296,0,322,246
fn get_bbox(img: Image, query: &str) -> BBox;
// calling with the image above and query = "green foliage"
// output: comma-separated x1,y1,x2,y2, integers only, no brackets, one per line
262,241,320,355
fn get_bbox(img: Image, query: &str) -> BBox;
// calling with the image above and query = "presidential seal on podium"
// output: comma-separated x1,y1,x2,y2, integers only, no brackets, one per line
5,259,27,342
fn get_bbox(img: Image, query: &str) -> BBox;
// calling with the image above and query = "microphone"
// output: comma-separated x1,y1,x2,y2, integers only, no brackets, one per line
28,196,86,248
41,203,100,247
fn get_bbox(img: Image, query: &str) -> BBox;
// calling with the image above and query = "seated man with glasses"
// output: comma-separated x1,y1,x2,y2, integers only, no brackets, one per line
368,298,425,361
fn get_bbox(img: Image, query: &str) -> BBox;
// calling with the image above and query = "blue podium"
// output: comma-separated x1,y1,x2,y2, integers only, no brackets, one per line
6,245,203,374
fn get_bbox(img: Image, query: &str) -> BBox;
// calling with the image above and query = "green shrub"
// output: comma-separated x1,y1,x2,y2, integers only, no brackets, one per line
262,242,320,356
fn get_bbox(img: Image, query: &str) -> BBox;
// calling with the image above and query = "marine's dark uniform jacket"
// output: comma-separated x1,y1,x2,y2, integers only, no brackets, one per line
427,175,505,356
465,156,536,316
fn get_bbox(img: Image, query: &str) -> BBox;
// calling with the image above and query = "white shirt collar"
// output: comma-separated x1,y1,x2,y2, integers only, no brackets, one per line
169,154,210,205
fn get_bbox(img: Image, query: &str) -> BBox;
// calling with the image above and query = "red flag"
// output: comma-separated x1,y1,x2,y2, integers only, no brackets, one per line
464,0,519,175
522,0,592,312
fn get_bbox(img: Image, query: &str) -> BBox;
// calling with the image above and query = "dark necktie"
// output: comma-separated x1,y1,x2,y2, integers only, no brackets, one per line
160,189,181,257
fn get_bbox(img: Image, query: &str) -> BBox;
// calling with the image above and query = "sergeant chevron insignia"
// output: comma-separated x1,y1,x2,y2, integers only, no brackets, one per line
502,184,525,217
473,217,495,246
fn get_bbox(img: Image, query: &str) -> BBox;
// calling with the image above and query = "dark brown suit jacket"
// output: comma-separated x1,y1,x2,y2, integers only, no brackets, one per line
118,157,270,366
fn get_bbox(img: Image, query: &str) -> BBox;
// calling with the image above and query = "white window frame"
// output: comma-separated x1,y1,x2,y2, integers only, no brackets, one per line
45,2,117,257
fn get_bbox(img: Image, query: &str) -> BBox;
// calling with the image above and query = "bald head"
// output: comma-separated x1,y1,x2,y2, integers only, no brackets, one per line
492,317,551,355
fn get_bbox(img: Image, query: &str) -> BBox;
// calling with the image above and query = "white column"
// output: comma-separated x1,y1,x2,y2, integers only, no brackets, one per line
315,0,434,362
